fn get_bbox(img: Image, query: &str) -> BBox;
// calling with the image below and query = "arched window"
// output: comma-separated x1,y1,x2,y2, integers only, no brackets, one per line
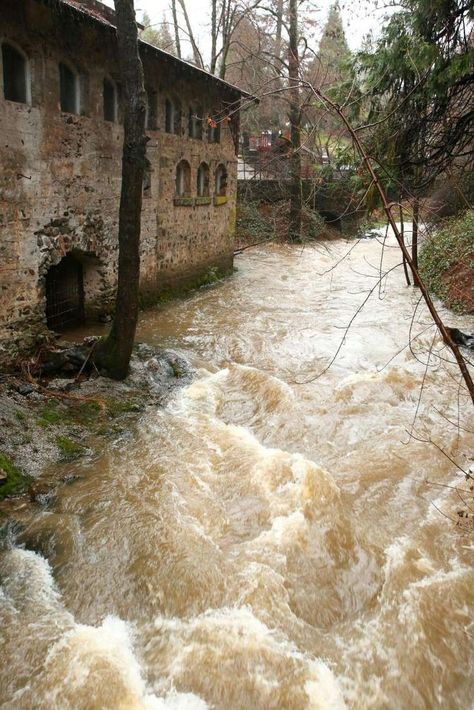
103,78,117,122
197,162,210,197
59,61,79,114
143,158,152,198
165,97,181,134
215,164,227,196
188,103,203,139
207,114,220,144
175,160,191,197
145,86,157,130
2,41,30,104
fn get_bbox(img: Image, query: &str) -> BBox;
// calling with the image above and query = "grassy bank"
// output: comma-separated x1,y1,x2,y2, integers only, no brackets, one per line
419,210,474,314
0,345,192,508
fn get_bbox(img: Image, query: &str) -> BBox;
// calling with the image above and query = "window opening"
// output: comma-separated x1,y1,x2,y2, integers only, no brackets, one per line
197,162,210,197
207,115,220,143
146,87,157,130
143,159,152,197
175,160,191,197
188,104,203,139
2,42,28,103
59,62,79,114
166,97,181,134
215,164,227,196
103,78,117,121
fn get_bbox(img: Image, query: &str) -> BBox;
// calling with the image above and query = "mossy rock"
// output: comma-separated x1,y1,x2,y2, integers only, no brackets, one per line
0,452,30,499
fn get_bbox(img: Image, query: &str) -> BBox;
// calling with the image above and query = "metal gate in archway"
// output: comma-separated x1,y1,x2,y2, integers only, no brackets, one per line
45,254,85,331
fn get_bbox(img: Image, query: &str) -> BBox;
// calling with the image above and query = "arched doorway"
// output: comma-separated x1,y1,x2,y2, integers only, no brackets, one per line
45,254,85,331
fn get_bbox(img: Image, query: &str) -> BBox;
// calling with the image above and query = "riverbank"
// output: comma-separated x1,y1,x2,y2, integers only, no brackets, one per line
0,343,192,512
419,209,474,314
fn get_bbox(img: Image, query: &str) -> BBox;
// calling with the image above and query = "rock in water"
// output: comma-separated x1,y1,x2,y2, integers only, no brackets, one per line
448,327,474,348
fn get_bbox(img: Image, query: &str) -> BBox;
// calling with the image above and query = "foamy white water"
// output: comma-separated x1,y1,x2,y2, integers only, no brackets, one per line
1,235,473,708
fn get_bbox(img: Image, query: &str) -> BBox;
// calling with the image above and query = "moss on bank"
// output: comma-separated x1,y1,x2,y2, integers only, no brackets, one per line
0,453,30,499
419,210,474,314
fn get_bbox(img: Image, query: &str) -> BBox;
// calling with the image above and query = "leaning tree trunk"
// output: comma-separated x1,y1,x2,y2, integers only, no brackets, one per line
95,0,147,379
171,0,182,59
288,0,302,241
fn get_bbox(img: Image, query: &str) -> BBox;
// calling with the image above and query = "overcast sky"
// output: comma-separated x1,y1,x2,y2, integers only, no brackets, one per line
102,0,390,60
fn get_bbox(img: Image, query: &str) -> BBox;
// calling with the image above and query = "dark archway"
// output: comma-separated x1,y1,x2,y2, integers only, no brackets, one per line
45,254,85,331
319,210,342,231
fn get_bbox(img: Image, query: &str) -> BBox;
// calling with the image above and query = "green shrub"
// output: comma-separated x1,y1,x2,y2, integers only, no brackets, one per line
236,201,274,242
0,452,29,498
419,210,474,313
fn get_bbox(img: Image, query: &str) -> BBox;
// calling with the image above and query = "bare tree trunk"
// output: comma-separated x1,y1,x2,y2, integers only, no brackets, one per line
218,0,232,79
288,0,302,241
171,0,182,59
399,200,411,286
274,0,283,70
412,195,419,278
95,0,147,380
210,0,218,73
177,0,203,67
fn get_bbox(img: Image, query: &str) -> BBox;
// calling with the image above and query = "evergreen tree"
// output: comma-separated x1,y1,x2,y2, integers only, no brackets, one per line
139,12,176,54
317,1,350,87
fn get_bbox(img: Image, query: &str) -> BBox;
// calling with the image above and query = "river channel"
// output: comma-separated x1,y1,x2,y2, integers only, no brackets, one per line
1,235,473,708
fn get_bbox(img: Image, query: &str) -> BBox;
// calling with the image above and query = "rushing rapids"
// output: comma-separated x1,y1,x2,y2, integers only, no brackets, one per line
1,234,473,709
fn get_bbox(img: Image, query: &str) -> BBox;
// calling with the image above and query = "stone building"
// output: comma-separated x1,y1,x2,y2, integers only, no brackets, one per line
0,0,248,364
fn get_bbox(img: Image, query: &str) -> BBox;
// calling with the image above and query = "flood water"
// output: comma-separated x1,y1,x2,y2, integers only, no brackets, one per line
1,234,473,709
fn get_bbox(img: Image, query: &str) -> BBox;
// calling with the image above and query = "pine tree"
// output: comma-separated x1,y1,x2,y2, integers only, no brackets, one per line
140,12,176,55
317,1,350,87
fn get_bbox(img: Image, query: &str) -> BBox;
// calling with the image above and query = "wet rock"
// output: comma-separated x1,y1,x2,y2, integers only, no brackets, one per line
98,313,112,323
28,480,56,506
83,335,100,346
16,383,34,396
447,327,474,348
40,349,69,374
66,347,88,367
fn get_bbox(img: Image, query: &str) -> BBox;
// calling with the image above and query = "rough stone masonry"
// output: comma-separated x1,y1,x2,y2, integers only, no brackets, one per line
0,0,248,366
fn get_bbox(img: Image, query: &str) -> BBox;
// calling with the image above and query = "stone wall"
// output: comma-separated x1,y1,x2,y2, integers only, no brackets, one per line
0,0,240,364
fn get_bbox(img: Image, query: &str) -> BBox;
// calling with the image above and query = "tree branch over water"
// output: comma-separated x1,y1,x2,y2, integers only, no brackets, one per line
304,81,474,406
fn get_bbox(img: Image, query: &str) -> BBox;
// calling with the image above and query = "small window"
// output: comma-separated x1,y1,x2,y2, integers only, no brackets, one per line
188,104,203,140
59,62,79,114
2,42,29,104
175,159,191,197
207,115,220,144
143,158,152,198
165,97,181,134
103,78,117,122
146,87,157,130
215,164,227,196
197,162,210,197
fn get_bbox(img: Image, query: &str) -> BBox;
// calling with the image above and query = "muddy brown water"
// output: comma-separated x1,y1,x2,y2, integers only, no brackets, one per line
1,235,473,709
